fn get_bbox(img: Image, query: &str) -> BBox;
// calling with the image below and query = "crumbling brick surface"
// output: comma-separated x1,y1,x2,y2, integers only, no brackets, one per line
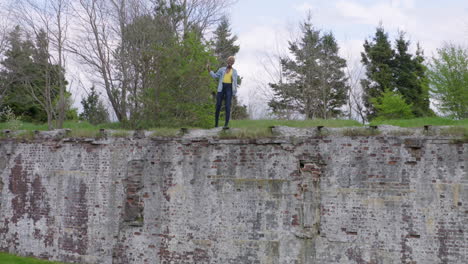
0,136,466,264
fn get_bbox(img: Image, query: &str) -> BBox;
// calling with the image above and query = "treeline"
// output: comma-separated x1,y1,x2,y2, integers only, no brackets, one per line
0,1,467,128
268,18,468,122
0,0,246,129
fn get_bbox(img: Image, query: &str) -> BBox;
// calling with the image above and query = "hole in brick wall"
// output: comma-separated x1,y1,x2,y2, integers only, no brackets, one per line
299,160,305,169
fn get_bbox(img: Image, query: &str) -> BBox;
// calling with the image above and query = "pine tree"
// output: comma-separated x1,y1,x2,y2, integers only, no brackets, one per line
361,25,395,120
212,16,248,120
413,44,431,116
80,86,110,125
393,33,431,116
268,18,349,119
0,26,67,126
361,27,432,121
317,32,349,119
213,16,240,69
0,26,45,122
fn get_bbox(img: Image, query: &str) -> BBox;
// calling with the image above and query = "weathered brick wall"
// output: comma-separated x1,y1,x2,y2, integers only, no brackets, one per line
0,134,466,264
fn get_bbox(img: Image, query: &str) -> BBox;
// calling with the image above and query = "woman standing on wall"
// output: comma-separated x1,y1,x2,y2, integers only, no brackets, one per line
208,56,238,128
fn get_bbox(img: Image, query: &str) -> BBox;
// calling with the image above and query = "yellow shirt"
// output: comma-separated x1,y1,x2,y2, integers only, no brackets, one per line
223,69,233,83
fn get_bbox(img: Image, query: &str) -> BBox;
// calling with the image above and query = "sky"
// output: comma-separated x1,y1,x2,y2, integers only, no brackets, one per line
1,0,467,119
227,0,468,118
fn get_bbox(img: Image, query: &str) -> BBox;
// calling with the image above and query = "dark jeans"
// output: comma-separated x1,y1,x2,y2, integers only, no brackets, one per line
215,83,233,127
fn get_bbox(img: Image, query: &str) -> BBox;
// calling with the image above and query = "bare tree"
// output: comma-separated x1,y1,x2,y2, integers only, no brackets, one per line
180,0,236,34
345,59,366,123
12,0,71,129
68,0,234,123
0,1,14,105
67,0,154,122
0,11,12,56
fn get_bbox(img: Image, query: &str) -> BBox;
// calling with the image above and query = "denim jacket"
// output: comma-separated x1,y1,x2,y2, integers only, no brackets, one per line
210,67,238,95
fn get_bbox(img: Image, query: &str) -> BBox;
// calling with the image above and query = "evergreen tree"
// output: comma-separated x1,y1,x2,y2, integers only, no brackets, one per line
80,86,110,125
268,18,349,119
0,26,67,126
0,26,47,122
212,16,248,120
213,16,240,69
317,32,349,118
393,33,431,116
361,26,395,120
361,27,432,121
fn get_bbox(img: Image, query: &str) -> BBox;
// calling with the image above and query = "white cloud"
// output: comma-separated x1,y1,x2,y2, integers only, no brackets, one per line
335,0,411,27
390,0,416,9
233,0,468,118
293,2,316,13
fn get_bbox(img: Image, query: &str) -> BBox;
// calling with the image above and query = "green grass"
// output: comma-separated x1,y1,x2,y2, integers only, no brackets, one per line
0,252,67,264
68,129,100,138
0,120,122,132
370,117,468,127
342,128,381,137
219,127,273,139
111,130,131,138
1,118,468,140
439,126,468,136
230,119,363,128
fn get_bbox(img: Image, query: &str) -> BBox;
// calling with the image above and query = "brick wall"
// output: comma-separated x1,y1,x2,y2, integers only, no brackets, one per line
0,135,466,264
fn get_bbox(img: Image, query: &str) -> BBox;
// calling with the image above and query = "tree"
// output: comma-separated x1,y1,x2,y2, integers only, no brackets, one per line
0,26,40,121
393,33,431,116
0,0,13,58
0,26,66,127
316,32,349,119
154,0,237,38
70,0,234,125
370,89,414,121
428,44,468,119
361,27,432,121
80,86,110,125
213,16,239,69
268,17,349,119
212,16,248,120
16,0,71,128
118,14,175,126
361,25,395,120
141,31,217,128
29,29,63,128
69,0,135,123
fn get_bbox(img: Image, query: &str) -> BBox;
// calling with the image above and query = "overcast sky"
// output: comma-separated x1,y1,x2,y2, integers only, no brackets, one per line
2,0,467,119
228,0,468,118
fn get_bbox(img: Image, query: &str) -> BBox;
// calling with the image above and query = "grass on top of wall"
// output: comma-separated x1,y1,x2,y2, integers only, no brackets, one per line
0,120,122,132
370,117,468,128
1,118,467,135
219,127,273,139
0,252,68,264
229,119,363,128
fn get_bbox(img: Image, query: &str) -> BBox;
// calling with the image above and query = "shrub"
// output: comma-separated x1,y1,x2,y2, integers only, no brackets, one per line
371,89,414,121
